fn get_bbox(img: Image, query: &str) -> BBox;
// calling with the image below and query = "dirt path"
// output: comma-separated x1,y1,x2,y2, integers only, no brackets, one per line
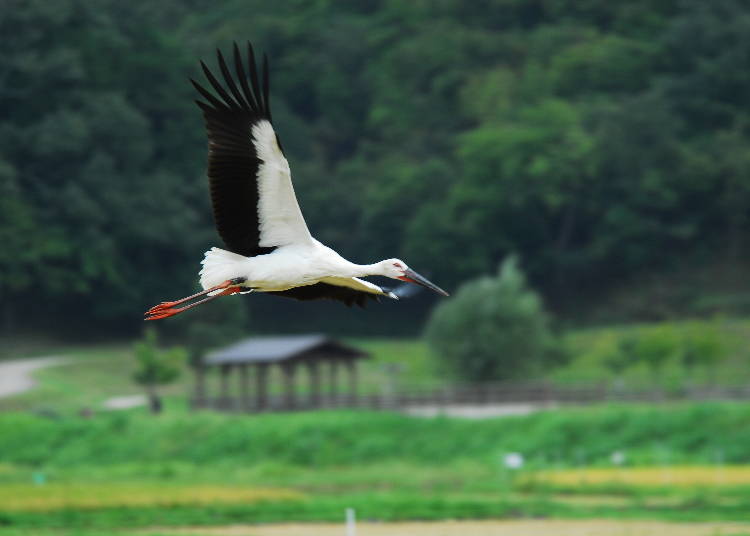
404,402,558,418
159,519,750,536
0,356,68,398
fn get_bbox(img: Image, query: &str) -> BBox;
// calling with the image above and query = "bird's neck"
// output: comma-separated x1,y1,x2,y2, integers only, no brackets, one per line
348,262,383,278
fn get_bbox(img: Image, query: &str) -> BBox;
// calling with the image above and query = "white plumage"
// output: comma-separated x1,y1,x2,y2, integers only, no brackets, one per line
252,120,312,248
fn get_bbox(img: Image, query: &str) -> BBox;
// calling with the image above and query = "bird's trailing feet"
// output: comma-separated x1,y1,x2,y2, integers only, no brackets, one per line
144,277,247,321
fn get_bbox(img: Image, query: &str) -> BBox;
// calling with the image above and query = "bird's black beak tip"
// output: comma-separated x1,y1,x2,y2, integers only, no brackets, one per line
404,269,449,297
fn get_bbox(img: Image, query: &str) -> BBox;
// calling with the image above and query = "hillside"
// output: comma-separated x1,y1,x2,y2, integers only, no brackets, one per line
3,1,750,335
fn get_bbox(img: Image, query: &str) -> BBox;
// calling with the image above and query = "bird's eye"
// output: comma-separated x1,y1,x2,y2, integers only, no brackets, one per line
393,262,402,268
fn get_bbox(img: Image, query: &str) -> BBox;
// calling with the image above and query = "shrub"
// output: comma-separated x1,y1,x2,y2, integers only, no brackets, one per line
607,321,728,381
620,325,681,373
133,328,185,414
425,256,562,382
681,321,726,371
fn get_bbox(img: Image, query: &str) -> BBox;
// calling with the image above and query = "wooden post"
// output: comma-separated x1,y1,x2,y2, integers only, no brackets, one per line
282,362,297,410
328,360,339,406
219,364,232,410
346,360,358,406
239,363,250,411
255,363,269,411
307,362,320,408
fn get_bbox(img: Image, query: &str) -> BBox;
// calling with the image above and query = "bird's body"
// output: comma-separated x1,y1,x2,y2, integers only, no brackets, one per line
199,241,397,298
145,43,446,320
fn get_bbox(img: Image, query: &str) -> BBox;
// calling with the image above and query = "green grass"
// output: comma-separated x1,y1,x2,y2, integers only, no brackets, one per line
3,403,750,468
554,317,750,387
1,404,750,529
352,337,440,387
0,482,749,530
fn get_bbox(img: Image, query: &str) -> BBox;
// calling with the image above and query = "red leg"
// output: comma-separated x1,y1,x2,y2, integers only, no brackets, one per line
146,278,244,315
144,278,246,321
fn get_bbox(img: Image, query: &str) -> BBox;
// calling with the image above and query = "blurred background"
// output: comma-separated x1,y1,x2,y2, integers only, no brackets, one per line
3,1,750,535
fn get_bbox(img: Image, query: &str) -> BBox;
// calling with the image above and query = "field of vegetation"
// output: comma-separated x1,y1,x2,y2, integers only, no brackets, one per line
2,321,750,535
0,402,749,535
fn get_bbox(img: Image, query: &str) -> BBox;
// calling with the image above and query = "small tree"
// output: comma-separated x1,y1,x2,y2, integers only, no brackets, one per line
133,328,185,414
425,256,562,382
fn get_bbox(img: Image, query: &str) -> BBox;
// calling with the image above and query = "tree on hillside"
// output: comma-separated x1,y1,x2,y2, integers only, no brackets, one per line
0,0,206,334
132,328,185,414
6,0,750,335
425,256,565,382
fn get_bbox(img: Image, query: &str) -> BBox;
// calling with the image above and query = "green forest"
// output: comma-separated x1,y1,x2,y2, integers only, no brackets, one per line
4,0,750,337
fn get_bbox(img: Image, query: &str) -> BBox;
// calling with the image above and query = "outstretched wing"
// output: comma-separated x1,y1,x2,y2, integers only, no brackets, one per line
192,42,313,257
271,278,397,308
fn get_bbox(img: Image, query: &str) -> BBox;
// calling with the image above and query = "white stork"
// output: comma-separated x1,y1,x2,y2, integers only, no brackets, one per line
145,43,448,321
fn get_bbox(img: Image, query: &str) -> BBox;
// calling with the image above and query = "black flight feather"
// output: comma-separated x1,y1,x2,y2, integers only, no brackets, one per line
233,43,256,110
217,49,248,109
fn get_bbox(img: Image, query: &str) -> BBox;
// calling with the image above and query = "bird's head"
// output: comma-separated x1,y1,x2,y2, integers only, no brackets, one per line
377,259,449,297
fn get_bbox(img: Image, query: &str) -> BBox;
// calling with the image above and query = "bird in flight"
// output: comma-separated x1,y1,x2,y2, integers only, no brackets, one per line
145,43,448,321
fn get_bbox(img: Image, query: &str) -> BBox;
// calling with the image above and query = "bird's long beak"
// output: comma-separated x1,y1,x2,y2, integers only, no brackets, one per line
399,269,449,296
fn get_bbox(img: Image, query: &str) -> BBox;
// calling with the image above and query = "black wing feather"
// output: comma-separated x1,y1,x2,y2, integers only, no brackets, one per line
200,60,238,108
192,42,279,257
262,54,272,120
247,43,262,110
191,79,228,111
233,43,257,110
271,283,384,308
217,49,249,109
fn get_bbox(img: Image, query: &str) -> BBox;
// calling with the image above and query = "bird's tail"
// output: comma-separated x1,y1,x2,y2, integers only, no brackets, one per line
199,247,248,290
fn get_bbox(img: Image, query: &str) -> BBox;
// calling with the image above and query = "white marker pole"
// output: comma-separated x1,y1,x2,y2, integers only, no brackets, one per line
346,507,356,536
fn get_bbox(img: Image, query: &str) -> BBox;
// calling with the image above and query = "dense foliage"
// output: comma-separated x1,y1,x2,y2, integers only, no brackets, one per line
4,0,750,335
613,323,727,377
426,256,560,381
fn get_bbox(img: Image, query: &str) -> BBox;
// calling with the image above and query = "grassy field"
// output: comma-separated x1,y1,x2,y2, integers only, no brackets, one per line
3,403,750,467
556,317,750,387
525,465,750,489
0,404,749,533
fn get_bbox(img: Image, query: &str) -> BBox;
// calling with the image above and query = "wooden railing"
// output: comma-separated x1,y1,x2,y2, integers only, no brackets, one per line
191,381,750,413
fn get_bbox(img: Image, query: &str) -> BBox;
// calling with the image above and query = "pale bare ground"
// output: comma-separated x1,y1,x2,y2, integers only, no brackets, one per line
157,519,750,536
103,393,147,409
403,402,558,418
0,356,68,398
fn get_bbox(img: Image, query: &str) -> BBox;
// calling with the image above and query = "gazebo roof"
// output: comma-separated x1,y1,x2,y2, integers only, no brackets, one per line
204,334,368,366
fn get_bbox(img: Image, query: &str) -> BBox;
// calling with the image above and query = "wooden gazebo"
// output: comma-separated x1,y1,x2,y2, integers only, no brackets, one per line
192,334,369,412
